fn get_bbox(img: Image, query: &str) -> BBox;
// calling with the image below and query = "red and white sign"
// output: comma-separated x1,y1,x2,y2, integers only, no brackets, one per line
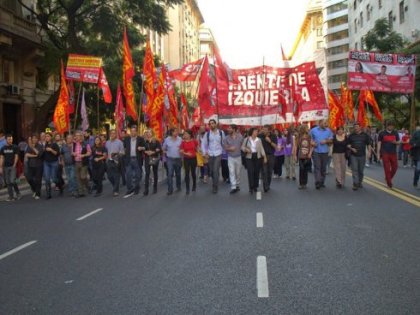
200,62,328,125
169,58,204,81
65,54,103,83
348,50,416,94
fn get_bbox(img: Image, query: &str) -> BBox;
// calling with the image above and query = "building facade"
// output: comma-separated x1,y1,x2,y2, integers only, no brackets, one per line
348,0,420,50
163,0,204,71
199,24,215,59
0,0,47,140
290,0,328,91
323,0,349,91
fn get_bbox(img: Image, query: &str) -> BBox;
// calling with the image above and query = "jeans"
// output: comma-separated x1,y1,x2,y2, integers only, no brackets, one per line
64,164,77,193
107,160,121,193
208,155,222,188
184,157,197,191
125,157,142,193
228,156,242,189
167,157,182,193
414,160,420,185
261,154,275,190
43,160,58,185
27,165,42,197
246,154,262,191
221,158,229,181
313,152,329,186
382,153,398,187
350,155,366,186
299,159,311,186
4,166,19,198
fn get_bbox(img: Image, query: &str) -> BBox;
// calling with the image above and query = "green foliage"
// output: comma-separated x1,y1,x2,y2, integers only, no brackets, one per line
363,18,406,53
16,0,183,131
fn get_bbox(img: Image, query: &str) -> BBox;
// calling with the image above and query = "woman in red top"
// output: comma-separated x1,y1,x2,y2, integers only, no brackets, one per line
180,129,198,194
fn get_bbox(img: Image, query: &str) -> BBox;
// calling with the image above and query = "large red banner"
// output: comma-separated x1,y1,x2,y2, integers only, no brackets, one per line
201,62,328,125
65,54,103,83
169,58,204,81
348,50,416,94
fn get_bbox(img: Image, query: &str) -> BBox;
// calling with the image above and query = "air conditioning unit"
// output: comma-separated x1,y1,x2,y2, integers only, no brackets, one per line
8,84,20,96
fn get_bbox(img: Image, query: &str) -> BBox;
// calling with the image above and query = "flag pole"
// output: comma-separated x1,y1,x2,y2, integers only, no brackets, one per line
73,82,83,131
260,56,266,127
138,73,145,131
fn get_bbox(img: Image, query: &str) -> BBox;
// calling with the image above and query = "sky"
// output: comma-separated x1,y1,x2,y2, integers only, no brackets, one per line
197,0,308,69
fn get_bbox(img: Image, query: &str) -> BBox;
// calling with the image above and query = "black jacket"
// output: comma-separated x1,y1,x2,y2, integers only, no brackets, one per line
123,136,145,165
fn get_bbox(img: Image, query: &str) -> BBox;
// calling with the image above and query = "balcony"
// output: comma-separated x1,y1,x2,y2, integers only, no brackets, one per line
325,37,349,49
0,5,41,45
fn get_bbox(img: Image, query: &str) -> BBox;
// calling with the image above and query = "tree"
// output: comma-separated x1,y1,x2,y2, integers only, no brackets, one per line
17,0,183,131
362,18,419,130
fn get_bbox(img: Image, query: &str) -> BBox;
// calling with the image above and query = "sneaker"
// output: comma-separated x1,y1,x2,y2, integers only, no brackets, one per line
34,195,40,200
124,191,134,198
15,194,22,200
5,197,14,202
365,163,370,168
32,193,36,198
229,188,239,194
113,192,119,197
352,184,358,191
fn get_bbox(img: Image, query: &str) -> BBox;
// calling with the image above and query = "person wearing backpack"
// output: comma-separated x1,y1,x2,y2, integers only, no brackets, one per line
201,119,225,194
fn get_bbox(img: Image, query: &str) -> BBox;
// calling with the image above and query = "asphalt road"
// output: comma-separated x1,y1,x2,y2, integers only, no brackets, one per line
0,162,419,314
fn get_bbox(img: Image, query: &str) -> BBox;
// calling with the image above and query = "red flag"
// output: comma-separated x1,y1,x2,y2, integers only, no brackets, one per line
364,90,383,122
114,83,125,139
122,28,137,121
328,90,344,130
169,58,204,81
163,66,179,128
357,91,370,128
98,67,112,103
198,56,211,108
53,60,70,134
212,44,230,107
192,106,203,127
181,105,190,131
180,92,187,108
67,80,75,114
290,76,303,123
143,40,156,116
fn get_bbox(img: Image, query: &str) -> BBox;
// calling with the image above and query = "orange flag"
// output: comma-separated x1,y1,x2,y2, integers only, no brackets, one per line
149,69,165,141
53,60,70,134
143,40,156,116
346,87,355,121
328,90,344,130
357,91,370,128
122,28,137,121
364,90,383,122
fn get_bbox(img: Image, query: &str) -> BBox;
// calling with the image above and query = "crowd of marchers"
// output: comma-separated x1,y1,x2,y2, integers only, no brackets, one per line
0,119,419,202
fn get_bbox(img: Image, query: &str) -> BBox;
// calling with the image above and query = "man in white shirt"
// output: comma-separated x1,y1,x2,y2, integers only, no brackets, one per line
201,119,225,194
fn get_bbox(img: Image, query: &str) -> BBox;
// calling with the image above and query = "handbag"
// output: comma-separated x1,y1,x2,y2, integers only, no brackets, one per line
149,157,160,166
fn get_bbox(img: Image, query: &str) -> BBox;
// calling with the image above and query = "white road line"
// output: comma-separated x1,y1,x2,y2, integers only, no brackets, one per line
257,256,269,298
76,208,104,221
0,240,37,261
256,191,262,200
256,213,264,228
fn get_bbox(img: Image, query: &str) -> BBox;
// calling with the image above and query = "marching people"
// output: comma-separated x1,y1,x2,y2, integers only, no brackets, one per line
162,128,182,195
347,123,372,190
0,134,21,201
54,133,65,194
401,130,412,167
223,124,243,194
201,119,225,194
273,129,285,179
310,119,333,189
259,125,277,192
72,130,92,197
377,121,400,189
410,125,420,187
143,129,161,196
180,129,199,195
332,126,348,188
283,128,296,180
25,134,43,199
105,130,125,196
91,136,108,197
60,134,77,197
197,125,209,183
242,127,267,194
296,125,313,190
123,125,145,197
43,132,62,199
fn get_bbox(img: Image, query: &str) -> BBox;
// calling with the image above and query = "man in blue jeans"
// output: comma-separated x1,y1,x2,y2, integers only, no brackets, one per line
123,125,145,197
61,134,77,196
310,120,333,189
162,128,182,195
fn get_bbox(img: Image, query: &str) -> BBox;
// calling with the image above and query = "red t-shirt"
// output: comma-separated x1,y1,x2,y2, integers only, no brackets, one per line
402,135,411,151
180,140,198,158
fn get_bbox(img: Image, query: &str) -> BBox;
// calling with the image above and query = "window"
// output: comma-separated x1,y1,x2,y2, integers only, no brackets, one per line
354,19,358,33
327,2,347,14
360,12,363,27
367,5,371,21
327,59,348,70
353,1,357,10
378,0,382,9
355,42,358,50
399,1,405,23
317,41,324,49
388,11,393,30
327,44,349,56
316,28,322,36
2,59,14,83
326,30,349,43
